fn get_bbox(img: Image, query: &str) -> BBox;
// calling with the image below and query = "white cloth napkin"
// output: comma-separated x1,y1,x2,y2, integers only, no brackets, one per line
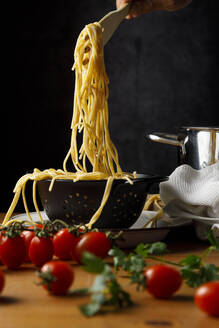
160,162,219,240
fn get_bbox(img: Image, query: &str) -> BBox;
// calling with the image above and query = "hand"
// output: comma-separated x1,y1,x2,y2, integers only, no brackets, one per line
116,0,192,19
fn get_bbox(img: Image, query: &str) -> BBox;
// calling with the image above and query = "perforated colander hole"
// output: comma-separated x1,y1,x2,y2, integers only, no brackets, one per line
83,195,88,200
75,193,80,197
64,199,69,204
68,194,73,199
84,204,88,208
117,199,121,203
65,214,70,219
129,192,133,196
44,199,48,203
134,193,137,198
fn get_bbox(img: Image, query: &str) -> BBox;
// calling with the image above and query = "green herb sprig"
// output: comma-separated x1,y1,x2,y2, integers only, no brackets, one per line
75,231,219,317
109,242,167,290
79,252,132,317
109,232,219,289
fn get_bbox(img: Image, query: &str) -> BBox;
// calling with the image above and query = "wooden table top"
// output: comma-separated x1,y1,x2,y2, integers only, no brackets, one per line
0,213,218,328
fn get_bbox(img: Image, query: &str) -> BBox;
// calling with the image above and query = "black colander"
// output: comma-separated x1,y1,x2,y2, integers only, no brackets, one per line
37,174,168,229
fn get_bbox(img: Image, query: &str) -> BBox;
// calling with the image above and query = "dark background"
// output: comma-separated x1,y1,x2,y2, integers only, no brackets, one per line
2,0,219,211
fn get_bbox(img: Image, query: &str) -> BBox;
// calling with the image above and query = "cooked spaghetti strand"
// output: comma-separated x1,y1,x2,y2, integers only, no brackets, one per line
2,22,136,228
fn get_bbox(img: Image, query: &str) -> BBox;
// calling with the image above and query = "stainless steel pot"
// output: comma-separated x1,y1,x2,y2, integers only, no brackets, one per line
147,126,219,170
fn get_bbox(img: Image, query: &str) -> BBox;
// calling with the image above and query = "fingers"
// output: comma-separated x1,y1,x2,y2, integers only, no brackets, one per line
163,0,192,11
116,0,139,19
116,0,132,9
129,2,144,18
149,0,192,11
116,0,192,19
116,0,153,19
128,1,155,19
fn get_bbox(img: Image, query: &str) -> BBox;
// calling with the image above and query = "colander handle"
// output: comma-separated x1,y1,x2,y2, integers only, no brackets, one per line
147,132,183,147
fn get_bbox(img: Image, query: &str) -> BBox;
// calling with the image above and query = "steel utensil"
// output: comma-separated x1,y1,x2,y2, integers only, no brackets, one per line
99,3,130,45
147,126,219,169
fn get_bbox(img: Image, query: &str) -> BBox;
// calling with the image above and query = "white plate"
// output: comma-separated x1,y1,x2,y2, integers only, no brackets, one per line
11,211,192,249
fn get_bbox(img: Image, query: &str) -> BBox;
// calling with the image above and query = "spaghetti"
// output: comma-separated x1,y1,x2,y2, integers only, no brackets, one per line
2,23,135,228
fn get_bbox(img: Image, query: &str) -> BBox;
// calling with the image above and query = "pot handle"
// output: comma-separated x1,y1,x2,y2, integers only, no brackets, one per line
147,132,183,147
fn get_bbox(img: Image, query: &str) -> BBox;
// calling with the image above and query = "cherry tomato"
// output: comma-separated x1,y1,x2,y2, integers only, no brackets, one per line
0,231,4,242
39,261,74,295
29,236,53,267
26,224,43,229
144,264,182,299
0,233,4,264
70,236,81,262
0,235,26,269
0,232,3,264
0,268,5,293
194,281,219,317
53,228,79,260
74,231,111,263
35,224,43,229
21,230,35,262
0,231,6,247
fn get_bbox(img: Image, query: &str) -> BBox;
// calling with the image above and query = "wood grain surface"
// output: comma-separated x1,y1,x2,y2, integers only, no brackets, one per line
0,213,218,328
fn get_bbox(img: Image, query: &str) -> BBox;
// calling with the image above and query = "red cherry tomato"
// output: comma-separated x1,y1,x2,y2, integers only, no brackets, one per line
0,232,3,242
53,228,79,260
74,231,111,263
0,231,6,264
194,281,219,317
0,232,3,264
0,268,5,293
70,236,81,262
0,231,6,246
39,261,74,295
144,265,182,299
26,224,43,229
35,224,43,229
29,236,53,267
0,235,26,269
21,230,35,262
